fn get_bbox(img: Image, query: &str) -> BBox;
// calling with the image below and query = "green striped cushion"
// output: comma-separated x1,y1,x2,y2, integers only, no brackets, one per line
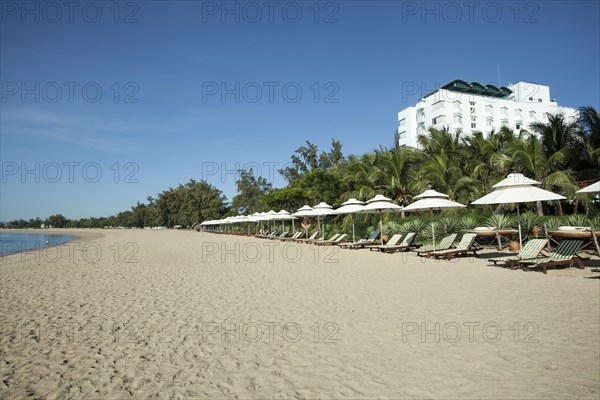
490,239,548,262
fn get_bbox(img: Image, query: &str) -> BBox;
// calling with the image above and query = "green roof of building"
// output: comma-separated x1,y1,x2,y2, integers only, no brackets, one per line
439,80,512,98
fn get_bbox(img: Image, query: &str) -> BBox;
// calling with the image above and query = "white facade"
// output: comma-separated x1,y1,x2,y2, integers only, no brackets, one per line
397,80,578,148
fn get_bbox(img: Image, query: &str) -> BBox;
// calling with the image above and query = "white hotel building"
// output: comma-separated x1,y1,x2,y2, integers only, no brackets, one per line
397,80,578,148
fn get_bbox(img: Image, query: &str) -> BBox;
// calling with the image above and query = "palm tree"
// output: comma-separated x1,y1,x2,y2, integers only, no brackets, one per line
577,106,600,178
529,112,580,160
506,134,577,215
417,127,465,200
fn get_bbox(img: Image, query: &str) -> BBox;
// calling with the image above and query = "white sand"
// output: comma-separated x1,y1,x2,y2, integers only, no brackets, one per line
1,229,599,399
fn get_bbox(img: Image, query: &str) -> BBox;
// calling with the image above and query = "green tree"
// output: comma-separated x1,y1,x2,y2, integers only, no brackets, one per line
231,169,272,214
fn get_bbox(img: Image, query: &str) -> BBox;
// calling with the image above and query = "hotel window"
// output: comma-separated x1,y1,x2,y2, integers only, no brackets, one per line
470,116,476,122
454,115,462,124
399,118,406,127
486,119,493,126
516,123,521,130
453,101,461,110
432,101,445,111
432,115,446,125
485,105,492,113
500,107,508,115
529,110,536,119
471,123,476,128
470,107,476,114
515,108,522,117
470,101,475,106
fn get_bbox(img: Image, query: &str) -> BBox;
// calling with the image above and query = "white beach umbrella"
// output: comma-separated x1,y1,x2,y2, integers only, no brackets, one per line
472,173,566,258
310,202,338,237
360,194,403,245
577,181,600,194
335,198,366,242
264,210,279,232
273,210,297,233
402,189,466,250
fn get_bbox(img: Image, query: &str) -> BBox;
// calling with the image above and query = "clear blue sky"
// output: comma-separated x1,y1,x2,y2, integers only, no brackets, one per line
1,0,599,221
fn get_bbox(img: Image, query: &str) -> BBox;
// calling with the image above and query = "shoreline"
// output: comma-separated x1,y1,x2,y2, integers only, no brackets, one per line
0,228,105,260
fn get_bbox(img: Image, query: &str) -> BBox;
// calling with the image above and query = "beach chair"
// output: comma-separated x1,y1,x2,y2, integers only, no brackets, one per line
367,234,403,252
379,232,418,253
415,233,457,257
315,233,348,246
307,233,340,244
269,231,289,239
430,233,480,260
488,238,548,267
294,231,320,242
280,231,302,241
339,231,381,249
514,240,585,274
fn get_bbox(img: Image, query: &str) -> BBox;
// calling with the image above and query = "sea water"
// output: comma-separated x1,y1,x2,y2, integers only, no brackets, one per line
0,232,78,256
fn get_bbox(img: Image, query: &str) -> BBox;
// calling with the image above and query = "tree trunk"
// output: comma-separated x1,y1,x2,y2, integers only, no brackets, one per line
536,201,544,216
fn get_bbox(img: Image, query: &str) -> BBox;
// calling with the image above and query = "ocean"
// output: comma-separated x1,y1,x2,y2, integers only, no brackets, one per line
0,232,78,256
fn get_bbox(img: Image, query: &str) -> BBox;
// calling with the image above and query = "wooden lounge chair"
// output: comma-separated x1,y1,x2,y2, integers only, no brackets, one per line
430,233,480,260
315,233,348,246
379,232,418,253
488,238,548,267
416,233,457,257
339,231,381,249
294,231,319,242
307,233,340,244
280,232,302,241
269,231,289,239
514,239,585,274
367,234,403,252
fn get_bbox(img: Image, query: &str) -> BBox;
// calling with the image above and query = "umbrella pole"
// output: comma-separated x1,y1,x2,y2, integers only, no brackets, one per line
380,213,384,245
517,203,523,259
351,214,356,242
292,219,295,233
432,221,436,252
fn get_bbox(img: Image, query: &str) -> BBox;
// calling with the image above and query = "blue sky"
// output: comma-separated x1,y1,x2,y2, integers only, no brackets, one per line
1,0,599,221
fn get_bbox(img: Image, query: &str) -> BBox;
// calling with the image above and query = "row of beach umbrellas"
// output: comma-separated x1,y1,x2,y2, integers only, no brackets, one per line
201,174,600,257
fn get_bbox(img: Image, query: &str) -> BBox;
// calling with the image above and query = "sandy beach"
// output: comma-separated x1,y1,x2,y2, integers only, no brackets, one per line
1,229,599,399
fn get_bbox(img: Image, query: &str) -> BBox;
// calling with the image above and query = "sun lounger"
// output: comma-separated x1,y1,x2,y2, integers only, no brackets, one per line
294,231,319,242
339,231,381,249
416,233,457,257
367,234,403,252
280,232,302,241
315,233,348,246
269,231,289,239
488,238,548,267
515,239,585,274
430,233,480,260
379,232,418,253
306,233,340,244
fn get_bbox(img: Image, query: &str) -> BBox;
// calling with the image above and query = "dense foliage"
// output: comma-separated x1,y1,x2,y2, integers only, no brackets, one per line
2,107,598,230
